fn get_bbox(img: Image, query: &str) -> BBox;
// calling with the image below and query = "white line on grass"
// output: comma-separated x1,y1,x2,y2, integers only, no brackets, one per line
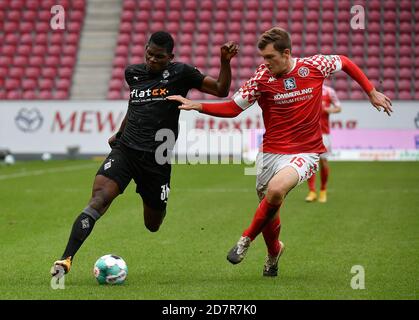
0,163,97,181
176,187,254,193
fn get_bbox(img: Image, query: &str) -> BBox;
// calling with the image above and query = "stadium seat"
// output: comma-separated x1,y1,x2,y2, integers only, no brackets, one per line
398,91,412,100
102,0,416,101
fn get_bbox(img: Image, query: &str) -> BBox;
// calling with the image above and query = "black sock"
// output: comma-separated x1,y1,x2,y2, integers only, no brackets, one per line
61,207,100,260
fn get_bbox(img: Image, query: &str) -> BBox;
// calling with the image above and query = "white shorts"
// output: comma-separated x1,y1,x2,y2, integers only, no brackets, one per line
256,152,320,200
320,134,331,159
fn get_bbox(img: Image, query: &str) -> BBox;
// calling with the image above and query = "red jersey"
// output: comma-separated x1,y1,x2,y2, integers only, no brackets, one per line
320,84,341,134
232,55,342,154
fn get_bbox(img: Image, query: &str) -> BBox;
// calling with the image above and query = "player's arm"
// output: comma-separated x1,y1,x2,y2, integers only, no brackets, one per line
324,88,342,114
108,112,127,147
339,55,393,116
166,95,243,118
198,41,239,97
325,102,341,114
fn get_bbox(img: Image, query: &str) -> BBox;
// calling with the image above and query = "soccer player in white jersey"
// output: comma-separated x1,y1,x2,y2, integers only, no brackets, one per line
168,27,392,277
305,82,342,203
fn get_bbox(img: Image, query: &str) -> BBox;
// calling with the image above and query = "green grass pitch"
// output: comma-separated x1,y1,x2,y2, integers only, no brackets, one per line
0,159,417,299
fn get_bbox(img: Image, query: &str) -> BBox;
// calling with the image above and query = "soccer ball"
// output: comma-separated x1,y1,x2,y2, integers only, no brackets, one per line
4,154,15,165
93,254,128,285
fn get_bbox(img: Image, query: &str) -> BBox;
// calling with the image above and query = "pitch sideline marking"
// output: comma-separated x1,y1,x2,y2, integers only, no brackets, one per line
0,163,97,181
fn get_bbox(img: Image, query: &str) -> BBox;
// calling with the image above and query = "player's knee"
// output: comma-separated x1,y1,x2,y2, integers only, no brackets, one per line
89,196,108,213
266,184,287,204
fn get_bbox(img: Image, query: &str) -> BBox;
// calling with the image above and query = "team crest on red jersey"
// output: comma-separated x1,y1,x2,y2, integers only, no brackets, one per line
298,66,310,77
283,77,297,90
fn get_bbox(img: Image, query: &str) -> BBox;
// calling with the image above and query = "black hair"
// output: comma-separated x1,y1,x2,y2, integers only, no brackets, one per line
148,31,174,54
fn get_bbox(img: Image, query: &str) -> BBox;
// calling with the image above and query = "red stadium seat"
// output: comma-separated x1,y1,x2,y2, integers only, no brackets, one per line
398,91,412,100
336,90,349,99
306,10,319,23
197,22,211,34
305,33,318,46
5,79,20,90
398,68,411,80
0,56,13,67
198,10,212,22
25,67,41,79
42,67,58,79
56,79,72,90
292,0,305,10
215,0,229,10
39,91,53,99
193,57,207,69
382,68,396,78
22,79,37,90
322,0,335,10
321,10,335,23
7,91,22,100
5,33,19,45
398,79,411,92
399,34,411,46
304,45,318,57
366,68,380,79
55,91,70,100
351,45,364,57
9,67,24,79
107,91,122,100
261,0,275,10
13,56,29,66
245,9,259,22
321,22,334,35
22,90,37,99
2,45,16,56
7,10,21,21
398,57,411,68
350,90,366,100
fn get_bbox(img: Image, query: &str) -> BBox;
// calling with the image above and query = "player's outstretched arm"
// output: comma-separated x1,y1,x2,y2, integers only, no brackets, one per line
167,95,243,118
199,41,239,97
167,95,203,111
340,55,393,116
367,88,393,116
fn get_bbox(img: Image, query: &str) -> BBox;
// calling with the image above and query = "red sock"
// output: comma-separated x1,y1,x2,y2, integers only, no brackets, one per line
242,198,280,240
307,174,316,192
320,166,329,190
262,216,281,256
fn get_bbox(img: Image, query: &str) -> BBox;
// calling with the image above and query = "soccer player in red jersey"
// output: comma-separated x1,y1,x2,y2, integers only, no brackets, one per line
305,82,342,203
168,27,392,277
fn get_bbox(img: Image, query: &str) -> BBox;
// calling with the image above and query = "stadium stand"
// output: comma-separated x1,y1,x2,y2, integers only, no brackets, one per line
0,0,85,100
107,0,416,101
0,0,416,100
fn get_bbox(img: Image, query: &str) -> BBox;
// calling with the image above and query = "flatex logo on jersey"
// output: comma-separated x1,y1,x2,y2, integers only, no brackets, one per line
130,87,169,103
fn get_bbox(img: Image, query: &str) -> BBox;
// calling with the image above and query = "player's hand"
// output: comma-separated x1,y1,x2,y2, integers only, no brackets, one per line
166,95,203,112
368,89,393,116
220,41,239,62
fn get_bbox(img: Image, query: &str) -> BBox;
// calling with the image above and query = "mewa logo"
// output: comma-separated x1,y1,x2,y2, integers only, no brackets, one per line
130,88,169,98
